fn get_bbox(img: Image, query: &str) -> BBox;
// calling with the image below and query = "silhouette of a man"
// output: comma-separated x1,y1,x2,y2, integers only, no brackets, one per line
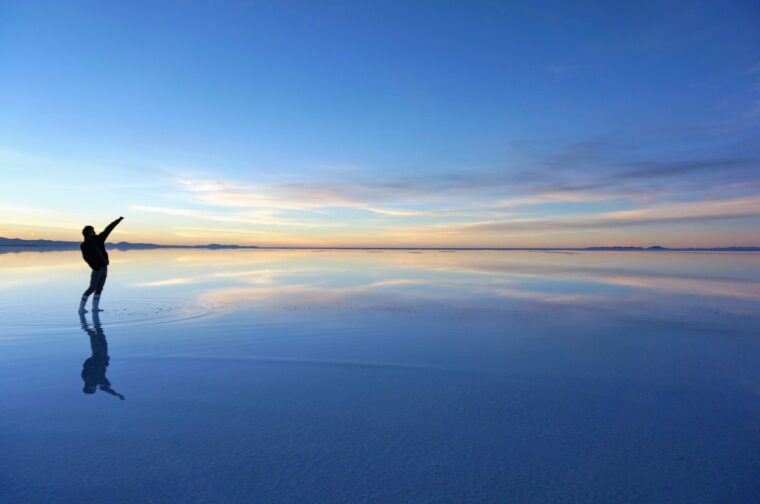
79,216,123,313
80,311,125,400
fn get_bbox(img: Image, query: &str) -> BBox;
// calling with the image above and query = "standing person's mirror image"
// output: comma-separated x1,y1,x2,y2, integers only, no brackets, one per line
79,311,125,400
78,216,124,313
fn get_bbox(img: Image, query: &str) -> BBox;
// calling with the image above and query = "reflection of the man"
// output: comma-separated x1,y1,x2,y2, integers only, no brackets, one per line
79,311,125,400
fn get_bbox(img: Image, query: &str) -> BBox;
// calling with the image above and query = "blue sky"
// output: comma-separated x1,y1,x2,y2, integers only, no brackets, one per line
1,0,759,246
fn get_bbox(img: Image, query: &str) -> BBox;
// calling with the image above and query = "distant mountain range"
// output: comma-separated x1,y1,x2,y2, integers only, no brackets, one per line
582,245,760,251
0,237,258,250
1,237,758,252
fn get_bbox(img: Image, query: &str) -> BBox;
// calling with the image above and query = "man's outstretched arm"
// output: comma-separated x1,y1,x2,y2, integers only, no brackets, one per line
99,216,124,241
99,384,125,400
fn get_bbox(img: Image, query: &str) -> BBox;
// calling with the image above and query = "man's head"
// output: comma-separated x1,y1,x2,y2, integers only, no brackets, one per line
82,225,96,238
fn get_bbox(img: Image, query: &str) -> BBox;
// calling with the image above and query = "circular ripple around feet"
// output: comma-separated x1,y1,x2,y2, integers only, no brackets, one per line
0,299,220,333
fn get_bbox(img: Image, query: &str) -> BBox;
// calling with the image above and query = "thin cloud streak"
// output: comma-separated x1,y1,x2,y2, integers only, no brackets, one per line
130,205,345,228
428,196,760,235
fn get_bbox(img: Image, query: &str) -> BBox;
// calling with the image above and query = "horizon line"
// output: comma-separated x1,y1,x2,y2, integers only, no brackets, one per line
1,236,759,251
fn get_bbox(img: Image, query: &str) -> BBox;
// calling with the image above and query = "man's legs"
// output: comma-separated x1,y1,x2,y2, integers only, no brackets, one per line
80,269,98,312
92,268,108,312
80,268,107,312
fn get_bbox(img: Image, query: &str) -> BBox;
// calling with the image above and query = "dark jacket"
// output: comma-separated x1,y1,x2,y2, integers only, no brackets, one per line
80,218,121,270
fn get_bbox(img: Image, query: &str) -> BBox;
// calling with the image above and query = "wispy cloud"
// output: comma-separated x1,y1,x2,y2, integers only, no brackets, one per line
130,205,345,228
524,155,758,196
428,196,760,235
8,127,754,246
175,177,486,217
141,138,760,245
134,278,197,287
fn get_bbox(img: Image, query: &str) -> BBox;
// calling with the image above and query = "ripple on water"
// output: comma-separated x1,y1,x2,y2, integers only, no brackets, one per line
0,299,220,334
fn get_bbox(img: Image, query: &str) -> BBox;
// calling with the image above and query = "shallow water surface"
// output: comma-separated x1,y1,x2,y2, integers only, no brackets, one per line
1,249,759,503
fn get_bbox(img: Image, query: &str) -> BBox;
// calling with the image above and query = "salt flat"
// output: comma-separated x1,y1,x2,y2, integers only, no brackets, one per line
1,249,758,503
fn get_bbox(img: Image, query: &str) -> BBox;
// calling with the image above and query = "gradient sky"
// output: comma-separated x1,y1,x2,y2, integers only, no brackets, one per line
1,1,759,247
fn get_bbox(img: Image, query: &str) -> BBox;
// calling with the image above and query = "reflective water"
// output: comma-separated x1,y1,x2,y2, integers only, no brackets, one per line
1,249,759,503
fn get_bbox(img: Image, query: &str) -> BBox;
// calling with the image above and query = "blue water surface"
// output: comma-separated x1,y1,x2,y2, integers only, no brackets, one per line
1,249,758,503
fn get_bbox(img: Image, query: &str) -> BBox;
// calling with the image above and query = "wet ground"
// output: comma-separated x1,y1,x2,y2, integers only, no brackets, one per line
1,249,758,503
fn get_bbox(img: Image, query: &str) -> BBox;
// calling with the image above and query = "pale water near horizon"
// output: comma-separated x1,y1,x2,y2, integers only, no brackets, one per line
1,249,758,503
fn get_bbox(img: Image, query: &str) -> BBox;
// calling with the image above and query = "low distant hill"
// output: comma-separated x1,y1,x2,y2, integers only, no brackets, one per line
584,245,760,252
0,237,80,248
0,237,258,250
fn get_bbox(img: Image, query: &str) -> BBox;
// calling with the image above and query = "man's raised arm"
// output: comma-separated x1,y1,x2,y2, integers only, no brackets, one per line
99,216,124,241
